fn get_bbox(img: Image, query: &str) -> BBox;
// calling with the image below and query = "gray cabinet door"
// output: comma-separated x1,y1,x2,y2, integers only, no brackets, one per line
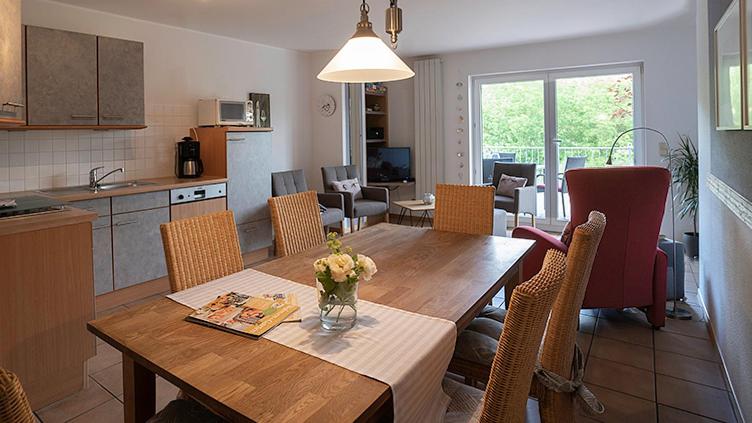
25,26,98,125
112,207,169,290
0,0,24,121
98,36,144,126
237,219,272,254
93,221,114,295
226,132,272,225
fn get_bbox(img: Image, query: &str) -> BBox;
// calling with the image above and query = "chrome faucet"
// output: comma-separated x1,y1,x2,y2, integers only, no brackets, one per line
89,166,124,191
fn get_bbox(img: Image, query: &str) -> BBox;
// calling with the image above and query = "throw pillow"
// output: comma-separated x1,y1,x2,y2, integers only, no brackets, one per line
496,174,527,197
331,178,363,200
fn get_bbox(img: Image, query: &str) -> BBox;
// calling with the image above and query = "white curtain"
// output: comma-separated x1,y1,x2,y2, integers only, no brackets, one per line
414,58,444,197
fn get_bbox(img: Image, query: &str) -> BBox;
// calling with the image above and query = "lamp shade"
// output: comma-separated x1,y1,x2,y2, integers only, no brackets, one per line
317,30,415,83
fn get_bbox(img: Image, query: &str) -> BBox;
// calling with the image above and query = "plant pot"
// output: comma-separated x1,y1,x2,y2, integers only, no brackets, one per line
683,232,699,258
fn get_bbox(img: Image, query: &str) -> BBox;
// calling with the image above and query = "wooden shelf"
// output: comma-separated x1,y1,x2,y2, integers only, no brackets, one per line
366,111,386,115
4,124,147,131
366,139,387,143
365,92,386,97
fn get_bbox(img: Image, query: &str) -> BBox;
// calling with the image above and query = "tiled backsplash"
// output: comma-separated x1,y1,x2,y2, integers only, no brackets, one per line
0,104,194,193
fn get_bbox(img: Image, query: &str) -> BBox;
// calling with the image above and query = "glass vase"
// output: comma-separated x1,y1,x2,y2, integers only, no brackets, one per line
317,279,358,331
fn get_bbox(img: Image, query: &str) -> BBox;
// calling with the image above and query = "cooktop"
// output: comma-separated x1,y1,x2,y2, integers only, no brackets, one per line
0,195,67,219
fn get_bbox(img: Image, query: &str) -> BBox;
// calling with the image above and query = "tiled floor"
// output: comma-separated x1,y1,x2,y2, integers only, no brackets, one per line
33,257,738,422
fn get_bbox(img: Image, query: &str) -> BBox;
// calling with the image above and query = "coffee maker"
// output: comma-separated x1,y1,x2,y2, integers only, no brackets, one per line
175,137,204,178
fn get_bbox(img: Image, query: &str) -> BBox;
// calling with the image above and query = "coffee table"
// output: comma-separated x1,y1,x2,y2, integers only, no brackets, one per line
394,199,434,227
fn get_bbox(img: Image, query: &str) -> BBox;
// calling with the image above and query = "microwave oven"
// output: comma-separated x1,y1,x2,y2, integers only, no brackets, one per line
197,99,254,126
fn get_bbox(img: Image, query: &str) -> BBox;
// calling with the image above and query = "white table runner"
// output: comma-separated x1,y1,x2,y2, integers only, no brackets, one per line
167,268,457,423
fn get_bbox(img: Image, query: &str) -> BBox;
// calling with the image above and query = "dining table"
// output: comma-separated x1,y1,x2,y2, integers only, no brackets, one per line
87,223,534,423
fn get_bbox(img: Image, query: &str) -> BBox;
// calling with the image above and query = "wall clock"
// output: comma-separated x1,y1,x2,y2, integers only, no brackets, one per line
318,94,337,117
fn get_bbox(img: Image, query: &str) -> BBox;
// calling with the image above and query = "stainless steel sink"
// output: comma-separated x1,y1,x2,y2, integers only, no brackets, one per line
37,180,158,196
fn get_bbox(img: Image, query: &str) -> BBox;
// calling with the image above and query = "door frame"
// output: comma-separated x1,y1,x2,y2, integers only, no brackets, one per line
470,62,645,231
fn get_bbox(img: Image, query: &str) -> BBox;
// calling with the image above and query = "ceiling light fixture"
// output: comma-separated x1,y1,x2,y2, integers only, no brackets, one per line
317,0,414,83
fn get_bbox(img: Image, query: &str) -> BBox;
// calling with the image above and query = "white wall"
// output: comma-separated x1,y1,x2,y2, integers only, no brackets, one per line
0,0,312,192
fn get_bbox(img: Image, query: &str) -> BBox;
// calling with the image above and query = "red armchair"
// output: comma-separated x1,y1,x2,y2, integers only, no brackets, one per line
512,166,670,327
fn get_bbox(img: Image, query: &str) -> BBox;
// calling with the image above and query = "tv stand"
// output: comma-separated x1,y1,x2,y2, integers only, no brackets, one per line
368,180,415,191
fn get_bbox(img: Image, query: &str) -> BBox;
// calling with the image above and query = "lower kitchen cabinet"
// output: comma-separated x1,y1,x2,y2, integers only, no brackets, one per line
113,207,169,290
92,217,114,295
237,219,273,253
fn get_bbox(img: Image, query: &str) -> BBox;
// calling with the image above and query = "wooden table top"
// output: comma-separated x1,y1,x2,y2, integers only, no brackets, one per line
88,224,533,422
393,199,435,211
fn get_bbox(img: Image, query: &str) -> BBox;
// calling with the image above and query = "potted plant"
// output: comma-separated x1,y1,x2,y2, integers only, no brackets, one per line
670,135,699,258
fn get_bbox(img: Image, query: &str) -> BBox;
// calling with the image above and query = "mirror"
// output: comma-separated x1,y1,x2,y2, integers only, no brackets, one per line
715,0,743,130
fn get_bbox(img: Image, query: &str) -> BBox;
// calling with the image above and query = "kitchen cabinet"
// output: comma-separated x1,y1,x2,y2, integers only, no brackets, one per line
113,207,169,290
98,36,145,126
170,197,227,221
0,0,24,125
25,26,98,126
71,198,114,295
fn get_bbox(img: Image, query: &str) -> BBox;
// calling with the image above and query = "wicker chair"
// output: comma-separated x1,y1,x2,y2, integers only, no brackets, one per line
0,368,34,423
160,210,244,293
444,249,567,423
268,191,326,257
450,211,606,421
433,184,496,235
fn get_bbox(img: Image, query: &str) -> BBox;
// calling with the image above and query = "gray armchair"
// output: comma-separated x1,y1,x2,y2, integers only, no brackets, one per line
491,162,538,227
271,169,344,230
321,165,389,231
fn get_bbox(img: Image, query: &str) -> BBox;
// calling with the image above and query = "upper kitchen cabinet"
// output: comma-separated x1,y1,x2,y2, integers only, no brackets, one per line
98,36,145,126
0,0,25,126
25,26,99,126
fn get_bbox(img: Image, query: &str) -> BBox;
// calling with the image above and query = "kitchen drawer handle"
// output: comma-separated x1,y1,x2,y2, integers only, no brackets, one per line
71,114,97,119
114,220,138,227
227,137,245,141
2,102,24,108
243,228,255,233
102,115,124,120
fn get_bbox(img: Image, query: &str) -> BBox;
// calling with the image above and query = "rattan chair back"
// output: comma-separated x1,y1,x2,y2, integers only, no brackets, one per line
160,210,244,293
480,249,567,423
434,184,495,235
268,191,326,257
0,368,34,423
537,211,606,421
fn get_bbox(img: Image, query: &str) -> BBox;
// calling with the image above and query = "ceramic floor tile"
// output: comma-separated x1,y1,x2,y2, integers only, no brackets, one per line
87,342,122,374
123,292,168,309
598,308,651,327
91,363,124,397
583,384,657,423
662,317,710,340
654,331,720,362
156,377,180,411
95,305,126,320
579,315,597,334
589,337,654,371
584,357,655,401
594,318,653,347
656,375,736,422
655,350,726,389
35,381,113,423
658,405,722,422
67,398,123,423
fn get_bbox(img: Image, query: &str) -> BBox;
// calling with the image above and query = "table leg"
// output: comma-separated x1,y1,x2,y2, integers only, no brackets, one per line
409,210,413,226
505,262,523,309
123,355,156,423
397,208,406,225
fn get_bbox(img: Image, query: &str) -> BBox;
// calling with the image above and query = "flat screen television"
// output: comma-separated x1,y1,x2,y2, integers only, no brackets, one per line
367,147,412,182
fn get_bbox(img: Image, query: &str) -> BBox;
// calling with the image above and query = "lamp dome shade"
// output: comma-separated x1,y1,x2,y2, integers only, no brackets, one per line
317,32,415,83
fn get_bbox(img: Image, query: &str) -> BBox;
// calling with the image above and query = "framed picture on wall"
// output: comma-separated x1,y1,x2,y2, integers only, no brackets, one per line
715,0,743,130
250,93,271,128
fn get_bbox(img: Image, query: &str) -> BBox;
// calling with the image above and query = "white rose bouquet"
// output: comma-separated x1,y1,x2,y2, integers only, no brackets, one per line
314,232,377,330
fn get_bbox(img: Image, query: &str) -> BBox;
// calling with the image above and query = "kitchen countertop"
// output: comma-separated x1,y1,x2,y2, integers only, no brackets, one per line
0,206,97,237
0,175,228,202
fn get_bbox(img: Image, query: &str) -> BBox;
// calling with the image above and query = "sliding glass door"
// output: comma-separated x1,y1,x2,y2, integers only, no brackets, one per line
472,64,643,229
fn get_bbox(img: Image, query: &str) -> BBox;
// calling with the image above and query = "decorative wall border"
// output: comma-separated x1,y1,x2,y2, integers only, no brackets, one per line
707,173,752,230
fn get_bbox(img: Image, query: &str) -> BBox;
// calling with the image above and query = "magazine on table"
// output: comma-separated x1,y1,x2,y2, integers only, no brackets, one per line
187,292,299,338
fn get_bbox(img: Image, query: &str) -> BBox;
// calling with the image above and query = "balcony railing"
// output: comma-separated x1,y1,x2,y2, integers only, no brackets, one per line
484,145,634,168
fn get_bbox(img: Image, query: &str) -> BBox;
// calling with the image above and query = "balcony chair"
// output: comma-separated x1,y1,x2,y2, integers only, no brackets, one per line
513,166,670,327
271,169,345,232
490,162,538,227
321,165,389,231
559,156,586,217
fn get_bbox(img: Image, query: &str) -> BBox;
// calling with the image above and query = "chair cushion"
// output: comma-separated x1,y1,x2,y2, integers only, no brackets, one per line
443,377,484,423
352,199,388,217
321,207,344,226
146,399,225,423
478,305,507,324
496,174,527,197
453,329,498,368
494,195,514,212
466,316,504,340
330,177,363,200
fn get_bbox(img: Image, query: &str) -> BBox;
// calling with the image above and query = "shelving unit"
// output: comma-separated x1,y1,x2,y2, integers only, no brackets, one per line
364,84,388,146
